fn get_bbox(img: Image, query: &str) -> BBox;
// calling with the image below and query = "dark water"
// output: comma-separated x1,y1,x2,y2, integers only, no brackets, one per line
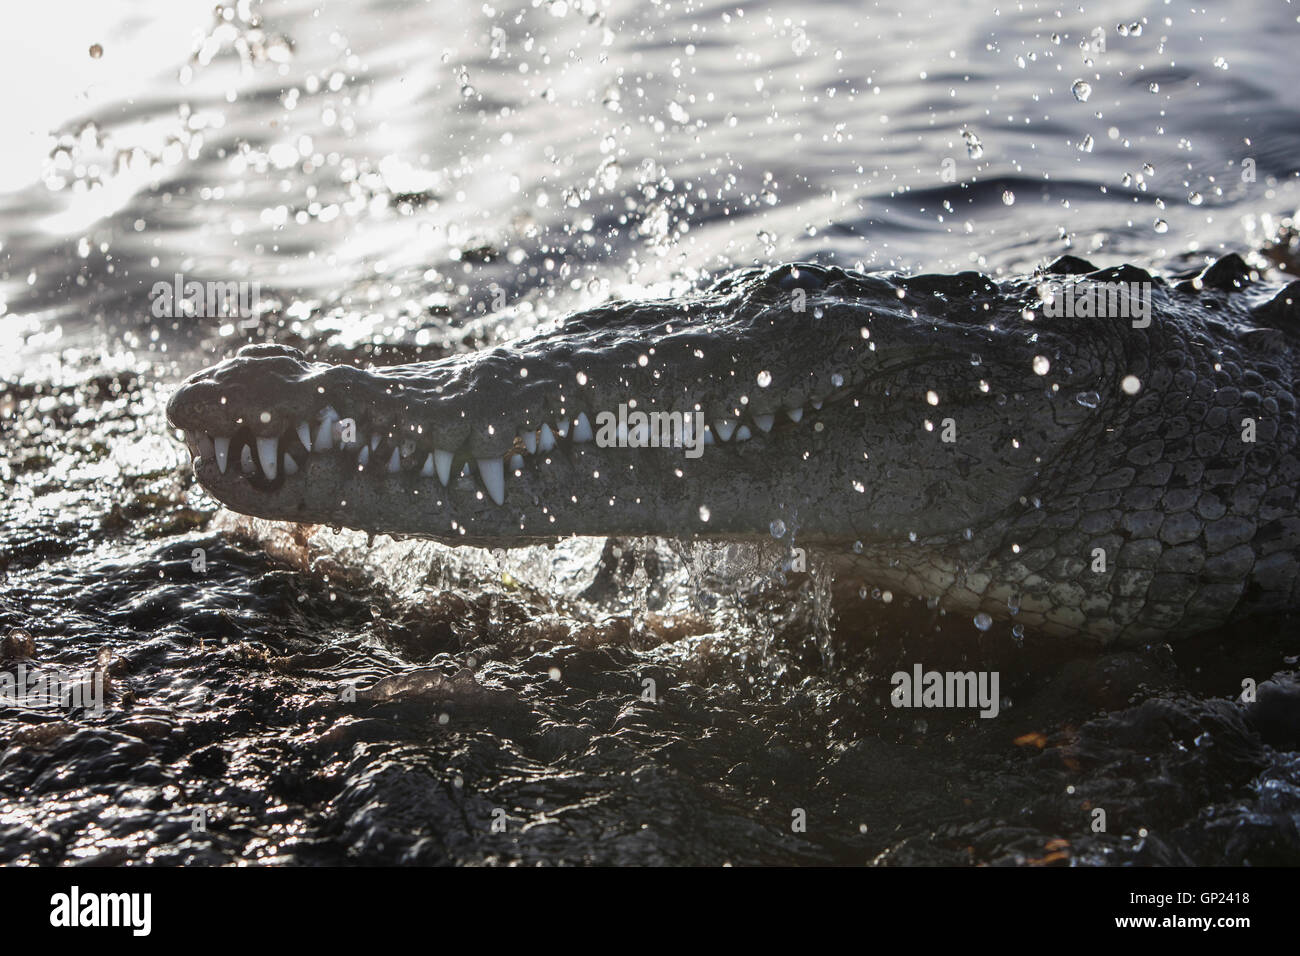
1,0,1299,865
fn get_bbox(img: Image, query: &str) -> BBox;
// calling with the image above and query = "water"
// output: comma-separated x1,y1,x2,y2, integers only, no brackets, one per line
1,0,1298,864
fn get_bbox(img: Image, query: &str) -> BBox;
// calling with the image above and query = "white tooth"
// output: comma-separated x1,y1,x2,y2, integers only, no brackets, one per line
370,434,381,451
386,448,400,473
198,432,215,461
283,456,299,475
434,449,454,485
714,419,737,441
296,421,312,452
572,413,593,442
811,400,823,410
539,423,557,451
357,446,370,467
509,454,524,472
315,408,338,450
184,430,199,453
241,445,255,474
735,425,752,441
786,407,803,423
461,463,471,477
753,414,774,432
555,419,570,438
256,437,279,480
522,431,537,454
421,453,436,478
703,427,715,445
476,457,505,505
213,436,230,473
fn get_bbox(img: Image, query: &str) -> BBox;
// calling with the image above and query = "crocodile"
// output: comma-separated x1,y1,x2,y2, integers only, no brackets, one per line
166,255,1300,644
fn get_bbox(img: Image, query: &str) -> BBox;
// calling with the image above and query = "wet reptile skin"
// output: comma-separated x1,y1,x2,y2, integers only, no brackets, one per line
168,254,1300,644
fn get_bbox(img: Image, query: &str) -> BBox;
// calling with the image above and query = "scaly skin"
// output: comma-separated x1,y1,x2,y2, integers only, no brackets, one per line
167,256,1300,644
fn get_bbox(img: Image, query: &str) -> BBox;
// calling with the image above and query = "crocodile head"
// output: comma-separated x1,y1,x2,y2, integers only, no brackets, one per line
166,262,1114,547
167,258,1300,641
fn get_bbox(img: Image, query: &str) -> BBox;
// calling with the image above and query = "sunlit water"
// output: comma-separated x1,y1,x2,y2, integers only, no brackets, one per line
0,0,1298,864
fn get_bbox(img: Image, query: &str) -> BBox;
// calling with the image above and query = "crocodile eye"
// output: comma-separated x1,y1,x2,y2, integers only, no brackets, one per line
769,263,834,293
235,343,306,360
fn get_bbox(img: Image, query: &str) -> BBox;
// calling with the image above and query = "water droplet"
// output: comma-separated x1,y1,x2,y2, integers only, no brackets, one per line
1188,191,1203,206
757,370,772,387
1153,219,1169,234
698,505,711,522
1071,80,1092,102
1002,190,1016,206
974,613,993,631
769,519,786,538
89,44,103,59
1032,355,1051,375
1075,390,1100,408
576,371,588,385
1121,374,1142,395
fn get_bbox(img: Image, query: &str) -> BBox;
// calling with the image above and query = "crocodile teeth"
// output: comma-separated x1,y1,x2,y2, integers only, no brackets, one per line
703,427,715,445
213,436,230,473
256,437,279,480
386,448,400,473
241,445,255,474
713,419,737,441
555,419,570,438
509,454,525,472
314,407,338,450
357,446,370,467
477,457,505,505
735,425,752,441
811,400,823,411
296,422,312,452
753,414,774,432
572,413,593,442
434,449,454,485
369,434,381,451
197,432,215,461
522,431,537,454
539,423,557,451
786,407,803,423
420,453,436,478
283,456,299,475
